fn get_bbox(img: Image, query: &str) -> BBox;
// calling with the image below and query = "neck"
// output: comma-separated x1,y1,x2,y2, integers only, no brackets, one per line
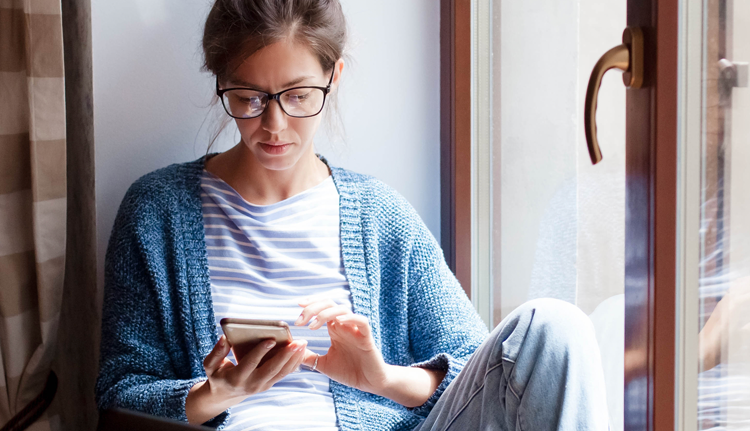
206,144,330,206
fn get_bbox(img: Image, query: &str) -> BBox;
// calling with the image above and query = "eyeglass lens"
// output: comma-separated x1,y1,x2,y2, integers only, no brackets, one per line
221,87,326,119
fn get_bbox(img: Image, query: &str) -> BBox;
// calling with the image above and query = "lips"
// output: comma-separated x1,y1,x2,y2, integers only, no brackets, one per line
259,141,291,155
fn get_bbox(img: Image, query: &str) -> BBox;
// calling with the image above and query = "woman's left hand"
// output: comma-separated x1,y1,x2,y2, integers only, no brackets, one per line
295,299,389,395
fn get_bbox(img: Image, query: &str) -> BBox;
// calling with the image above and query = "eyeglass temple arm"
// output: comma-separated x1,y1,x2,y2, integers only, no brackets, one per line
326,67,335,92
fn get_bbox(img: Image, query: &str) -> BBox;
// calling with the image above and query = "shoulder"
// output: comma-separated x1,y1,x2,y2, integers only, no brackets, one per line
329,165,434,259
329,165,420,222
125,158,203,203
113,158,204,229
121,158,203,208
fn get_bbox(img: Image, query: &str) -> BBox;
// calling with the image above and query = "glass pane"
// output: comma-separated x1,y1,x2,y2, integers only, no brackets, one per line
696,0,750,428
489,0,625,429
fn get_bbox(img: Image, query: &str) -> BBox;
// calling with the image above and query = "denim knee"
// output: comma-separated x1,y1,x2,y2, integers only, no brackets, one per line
524,298,593,336
489,298,597,365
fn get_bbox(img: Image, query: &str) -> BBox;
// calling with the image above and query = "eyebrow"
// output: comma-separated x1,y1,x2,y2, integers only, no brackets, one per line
227,75,318,91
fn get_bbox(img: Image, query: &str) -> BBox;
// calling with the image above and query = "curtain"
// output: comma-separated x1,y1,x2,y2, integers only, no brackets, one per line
54,0,99,428
0,0,67,429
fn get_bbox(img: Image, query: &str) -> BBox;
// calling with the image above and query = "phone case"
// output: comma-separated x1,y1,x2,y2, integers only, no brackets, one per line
219,318,293,364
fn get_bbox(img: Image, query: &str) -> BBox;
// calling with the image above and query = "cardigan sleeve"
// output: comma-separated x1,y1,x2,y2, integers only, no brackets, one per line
403,205,490,417
94,182,227,427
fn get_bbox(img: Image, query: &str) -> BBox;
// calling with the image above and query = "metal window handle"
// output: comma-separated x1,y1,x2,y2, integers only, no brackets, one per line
584,27,644,165
718,59,748,106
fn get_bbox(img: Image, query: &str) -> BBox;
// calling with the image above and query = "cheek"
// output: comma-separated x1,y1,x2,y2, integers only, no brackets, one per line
235,119,261,140
290,117,323,143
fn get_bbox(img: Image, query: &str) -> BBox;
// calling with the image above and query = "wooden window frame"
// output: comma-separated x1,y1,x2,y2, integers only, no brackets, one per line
441,0,681,427
441,0,472,297
625,0,679,428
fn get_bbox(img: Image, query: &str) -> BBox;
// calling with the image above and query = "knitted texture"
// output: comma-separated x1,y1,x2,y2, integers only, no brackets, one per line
95,156,489,430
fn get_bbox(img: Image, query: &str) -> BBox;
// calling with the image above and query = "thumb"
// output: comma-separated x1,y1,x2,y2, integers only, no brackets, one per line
204,335,230,376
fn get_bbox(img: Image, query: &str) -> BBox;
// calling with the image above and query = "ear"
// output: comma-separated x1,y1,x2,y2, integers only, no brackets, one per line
331,58,345,91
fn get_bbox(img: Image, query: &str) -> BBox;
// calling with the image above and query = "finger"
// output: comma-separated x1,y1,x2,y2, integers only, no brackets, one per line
309,305,353,330
203,335,231,375
269,341,308,384
297,297,315,307
294,299,339,326
255,340,307,379
328,321,365,344
235,339,277,379
334,314,372,337
301,348,318,369
301,350,328,375
292,346,307,372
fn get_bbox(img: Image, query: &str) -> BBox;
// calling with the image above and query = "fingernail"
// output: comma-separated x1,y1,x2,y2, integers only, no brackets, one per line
295,314,304,325
264,340,276,349
219,336,226,347
309,317,318,327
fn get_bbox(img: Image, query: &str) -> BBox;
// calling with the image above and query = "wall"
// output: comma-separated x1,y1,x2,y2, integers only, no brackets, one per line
92,0,442,290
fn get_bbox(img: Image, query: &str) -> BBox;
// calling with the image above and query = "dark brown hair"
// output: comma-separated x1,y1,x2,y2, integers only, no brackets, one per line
202,0,347,81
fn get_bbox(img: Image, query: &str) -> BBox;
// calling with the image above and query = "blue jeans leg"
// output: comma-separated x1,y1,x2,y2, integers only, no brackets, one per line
414,298,609,431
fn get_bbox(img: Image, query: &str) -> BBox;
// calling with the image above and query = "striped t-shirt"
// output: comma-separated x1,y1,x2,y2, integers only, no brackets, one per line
200,170,352,431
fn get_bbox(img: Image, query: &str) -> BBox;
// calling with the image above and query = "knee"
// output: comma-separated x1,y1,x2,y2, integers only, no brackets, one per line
526,298,591,330
490,298,597,354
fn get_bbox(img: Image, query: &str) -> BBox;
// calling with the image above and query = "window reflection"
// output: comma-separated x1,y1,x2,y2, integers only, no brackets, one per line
696,0,750,428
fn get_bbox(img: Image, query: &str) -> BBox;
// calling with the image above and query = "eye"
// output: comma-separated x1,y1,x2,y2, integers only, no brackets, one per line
239,96,263,109
286,90,312,104
228,90,264,107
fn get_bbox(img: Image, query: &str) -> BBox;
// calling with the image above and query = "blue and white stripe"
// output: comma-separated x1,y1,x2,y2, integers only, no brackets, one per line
201,171,351,431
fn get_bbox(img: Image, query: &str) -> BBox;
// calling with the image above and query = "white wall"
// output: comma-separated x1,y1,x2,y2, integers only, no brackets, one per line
92,0,441,285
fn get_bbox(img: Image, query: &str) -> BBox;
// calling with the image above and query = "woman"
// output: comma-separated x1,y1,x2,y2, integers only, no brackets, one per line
95,0,608,429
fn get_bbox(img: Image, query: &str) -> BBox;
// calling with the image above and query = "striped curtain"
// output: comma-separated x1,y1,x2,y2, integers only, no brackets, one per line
0,0,67,429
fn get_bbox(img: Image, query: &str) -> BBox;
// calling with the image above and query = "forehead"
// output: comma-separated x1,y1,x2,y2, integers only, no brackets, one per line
229,40,325,90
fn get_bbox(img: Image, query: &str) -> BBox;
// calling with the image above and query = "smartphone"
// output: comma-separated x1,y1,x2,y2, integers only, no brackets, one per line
220,318,293,365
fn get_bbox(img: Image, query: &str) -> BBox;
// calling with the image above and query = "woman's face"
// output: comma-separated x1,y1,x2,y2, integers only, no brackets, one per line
223,40,340,171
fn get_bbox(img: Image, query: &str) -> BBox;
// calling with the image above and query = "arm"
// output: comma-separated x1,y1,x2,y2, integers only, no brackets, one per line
379,365,447,408
403,206,489,415
95,185,224,425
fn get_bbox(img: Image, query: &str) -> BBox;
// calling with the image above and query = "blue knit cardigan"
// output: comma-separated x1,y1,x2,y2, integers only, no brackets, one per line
95,156,489,430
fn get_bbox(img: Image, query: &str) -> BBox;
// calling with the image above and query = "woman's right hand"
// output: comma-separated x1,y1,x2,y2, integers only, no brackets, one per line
185,335,308,425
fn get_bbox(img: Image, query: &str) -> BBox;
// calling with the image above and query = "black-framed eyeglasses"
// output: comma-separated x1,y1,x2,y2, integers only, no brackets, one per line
216,68,335,119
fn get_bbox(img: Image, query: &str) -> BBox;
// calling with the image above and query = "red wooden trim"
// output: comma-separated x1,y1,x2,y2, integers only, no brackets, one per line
441,0,472,297
653,0,678,427
624,0,678,428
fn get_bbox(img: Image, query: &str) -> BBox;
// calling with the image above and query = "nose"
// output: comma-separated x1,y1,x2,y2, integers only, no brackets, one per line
261,99,287,134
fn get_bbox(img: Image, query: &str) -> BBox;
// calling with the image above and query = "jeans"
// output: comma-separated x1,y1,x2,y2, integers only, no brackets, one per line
413,298,609,431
